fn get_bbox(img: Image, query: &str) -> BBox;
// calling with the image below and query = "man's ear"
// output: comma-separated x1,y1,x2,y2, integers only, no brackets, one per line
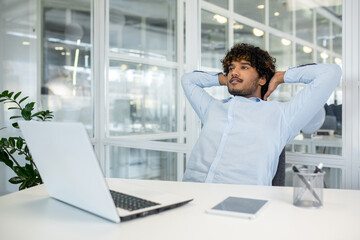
259,76,266,86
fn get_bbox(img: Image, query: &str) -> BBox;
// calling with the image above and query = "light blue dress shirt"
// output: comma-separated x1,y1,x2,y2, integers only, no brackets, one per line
182,64,342,186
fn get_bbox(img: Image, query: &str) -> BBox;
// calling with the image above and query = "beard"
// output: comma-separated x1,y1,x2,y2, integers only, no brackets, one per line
227,81,258,97
228,88,247,96
228,87,252,96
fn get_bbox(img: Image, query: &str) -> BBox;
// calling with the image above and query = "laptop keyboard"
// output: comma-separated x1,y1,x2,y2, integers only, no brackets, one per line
110,190,160,211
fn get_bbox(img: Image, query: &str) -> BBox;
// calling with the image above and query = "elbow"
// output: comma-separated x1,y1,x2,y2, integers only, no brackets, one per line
335,64,342,79
181,72,191,86
331,64,342,85
329,64,342,79
321,64,342,85
181,72,195,89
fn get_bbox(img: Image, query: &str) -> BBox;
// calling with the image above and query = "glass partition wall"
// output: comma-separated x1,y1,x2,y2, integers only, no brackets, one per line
41,0,186,182
105,0,184,181
1,0,348,194
41,1,93,135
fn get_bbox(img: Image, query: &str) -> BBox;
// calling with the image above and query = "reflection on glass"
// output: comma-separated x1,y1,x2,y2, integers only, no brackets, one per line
269,34,293,114
41,4,93,135
201,10,227,69
296,7,313,43
109,0,176,61
316,13,330,49
296,44,313,65
323,102,342,136
233,21,265,49
203,0,228,9
108,146,177,180
154,139,178,143
333,57,342,65
286,130,342,156
234,0,265,23
269,34,292,71
332,23,342,54
1,0,38,97
269,0,292,34
317,50,330,63
108,61,177,136
285,164,342,189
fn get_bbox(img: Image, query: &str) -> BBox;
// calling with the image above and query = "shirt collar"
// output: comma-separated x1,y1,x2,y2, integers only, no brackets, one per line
249,97,262,102
232,96,262,102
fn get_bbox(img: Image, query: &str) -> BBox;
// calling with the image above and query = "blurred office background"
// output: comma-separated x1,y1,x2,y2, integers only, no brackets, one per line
1,0,359,195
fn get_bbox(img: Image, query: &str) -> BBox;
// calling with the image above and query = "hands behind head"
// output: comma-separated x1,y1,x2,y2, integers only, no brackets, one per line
263,71,285,101
218,73,228,86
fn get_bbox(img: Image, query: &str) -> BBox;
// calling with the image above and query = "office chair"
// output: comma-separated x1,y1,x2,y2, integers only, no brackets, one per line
272,148,285,186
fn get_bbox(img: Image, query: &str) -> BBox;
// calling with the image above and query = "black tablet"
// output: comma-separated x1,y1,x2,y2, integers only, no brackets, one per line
206,196,269,219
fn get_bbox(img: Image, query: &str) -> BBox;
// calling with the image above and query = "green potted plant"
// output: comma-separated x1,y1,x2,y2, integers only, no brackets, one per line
0,90,54,190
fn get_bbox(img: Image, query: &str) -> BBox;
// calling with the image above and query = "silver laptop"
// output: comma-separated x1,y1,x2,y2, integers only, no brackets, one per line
18,121,192,223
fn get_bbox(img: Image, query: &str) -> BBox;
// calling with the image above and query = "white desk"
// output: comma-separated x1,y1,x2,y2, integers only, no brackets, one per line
1,178,359,240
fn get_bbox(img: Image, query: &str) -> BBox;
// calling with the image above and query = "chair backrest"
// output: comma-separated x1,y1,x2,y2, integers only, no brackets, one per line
272,148,285,186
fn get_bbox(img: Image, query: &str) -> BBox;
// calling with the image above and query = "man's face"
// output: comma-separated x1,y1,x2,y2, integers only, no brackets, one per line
226,60,266,98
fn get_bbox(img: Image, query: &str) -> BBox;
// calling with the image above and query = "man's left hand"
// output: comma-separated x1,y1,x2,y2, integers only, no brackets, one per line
263,71,285,101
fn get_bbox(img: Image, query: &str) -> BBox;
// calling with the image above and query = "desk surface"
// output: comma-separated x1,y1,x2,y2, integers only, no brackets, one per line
1,178,359,240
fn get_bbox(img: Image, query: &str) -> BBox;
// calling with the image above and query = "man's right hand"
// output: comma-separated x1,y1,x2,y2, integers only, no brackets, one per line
218,73,227,86
263,71,285,101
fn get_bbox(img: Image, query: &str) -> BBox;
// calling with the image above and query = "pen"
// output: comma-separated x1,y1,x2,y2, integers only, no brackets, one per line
293,166,322,206
294,163,324,204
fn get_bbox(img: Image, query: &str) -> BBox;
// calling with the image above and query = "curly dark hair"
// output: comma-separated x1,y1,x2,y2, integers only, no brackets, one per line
221,43,276,99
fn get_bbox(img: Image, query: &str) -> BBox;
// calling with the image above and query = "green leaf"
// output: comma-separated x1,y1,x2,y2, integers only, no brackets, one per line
21,109,31,120
9,116,22,119
0,138,9,147
31,111,43,117
12,122,19,129
19,181,27,190
27,179,36,188
9,138,15,147
9,149,16,154
34,169,42,183
9,176,24,184
16,137,23,149
19,96,29,104
25,163,35,177
0,99,7,102
35,176,43,184
24,145,29,154
0,150,13,168
24,102,35,111
13,91,21,100
13,166,29,178
1,90,9,95
8,92,14,98
8,107,20,110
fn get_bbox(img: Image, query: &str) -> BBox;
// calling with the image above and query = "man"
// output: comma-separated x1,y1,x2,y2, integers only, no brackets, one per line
181,43,341,186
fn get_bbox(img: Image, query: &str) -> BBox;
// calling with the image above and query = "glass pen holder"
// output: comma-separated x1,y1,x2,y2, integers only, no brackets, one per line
293,169,325,208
